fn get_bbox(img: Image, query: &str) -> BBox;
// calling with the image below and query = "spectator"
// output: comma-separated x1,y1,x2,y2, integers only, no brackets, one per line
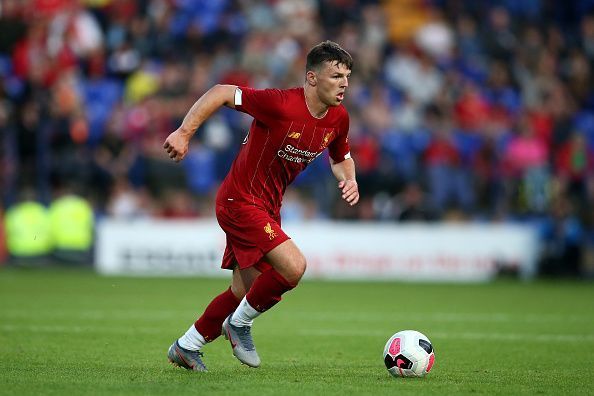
502,119,550,213
394,182,435,222
48,185,94,264
4,189,52,264
539,197,584,277
554,131,594,204
423,128,473,213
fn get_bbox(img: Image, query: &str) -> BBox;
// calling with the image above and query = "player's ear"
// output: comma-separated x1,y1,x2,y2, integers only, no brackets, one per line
306,70,317,87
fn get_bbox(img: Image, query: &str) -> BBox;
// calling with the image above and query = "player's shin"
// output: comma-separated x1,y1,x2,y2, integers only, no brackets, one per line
189,286,240,345
230,269,295,326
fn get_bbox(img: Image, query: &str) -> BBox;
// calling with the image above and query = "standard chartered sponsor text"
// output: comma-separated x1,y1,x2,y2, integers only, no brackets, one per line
278,144,321,163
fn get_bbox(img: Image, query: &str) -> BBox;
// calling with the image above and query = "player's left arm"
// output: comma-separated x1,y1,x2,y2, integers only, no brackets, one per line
329,111,358,206
331,157,359,206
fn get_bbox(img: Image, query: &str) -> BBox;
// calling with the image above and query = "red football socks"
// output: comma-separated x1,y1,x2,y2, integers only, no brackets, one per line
194,270,295,340
194,287,240,342
246,268,295,312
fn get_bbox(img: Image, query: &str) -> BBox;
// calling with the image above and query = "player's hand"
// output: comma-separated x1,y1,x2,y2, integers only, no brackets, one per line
163,129,190,162
338,179,359,206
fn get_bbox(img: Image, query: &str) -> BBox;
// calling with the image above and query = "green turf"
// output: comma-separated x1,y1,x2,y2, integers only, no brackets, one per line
1,267,593,395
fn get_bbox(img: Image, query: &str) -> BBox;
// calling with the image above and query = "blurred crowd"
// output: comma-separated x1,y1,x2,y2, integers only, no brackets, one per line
1,0,594,275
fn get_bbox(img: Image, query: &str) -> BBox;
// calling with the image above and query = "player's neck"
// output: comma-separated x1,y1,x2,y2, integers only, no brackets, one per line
303,86,329,119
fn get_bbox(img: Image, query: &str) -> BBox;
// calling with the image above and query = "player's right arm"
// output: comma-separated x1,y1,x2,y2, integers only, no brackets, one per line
163,84,237,162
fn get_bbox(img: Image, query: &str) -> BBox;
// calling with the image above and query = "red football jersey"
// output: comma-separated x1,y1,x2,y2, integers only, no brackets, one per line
216,87,351,214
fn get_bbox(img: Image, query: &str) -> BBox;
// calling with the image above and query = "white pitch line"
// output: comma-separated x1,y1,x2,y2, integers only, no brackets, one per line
298,329,594,343
0,310,187,321
432,331,594,343
2,324,592,343
0,324,164,335
2,310,593,324
282,311,594,324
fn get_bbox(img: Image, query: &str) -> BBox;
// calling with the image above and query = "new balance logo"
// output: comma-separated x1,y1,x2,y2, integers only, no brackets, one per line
287,131,301,139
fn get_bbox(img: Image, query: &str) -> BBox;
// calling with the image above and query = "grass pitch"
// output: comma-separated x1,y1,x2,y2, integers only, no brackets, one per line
1,268,593,395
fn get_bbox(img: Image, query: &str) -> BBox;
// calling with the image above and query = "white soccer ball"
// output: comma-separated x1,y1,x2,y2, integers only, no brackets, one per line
383,330,435,378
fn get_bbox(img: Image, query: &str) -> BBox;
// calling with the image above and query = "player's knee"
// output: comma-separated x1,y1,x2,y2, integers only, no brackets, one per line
230,284,247,299
285,255,307,285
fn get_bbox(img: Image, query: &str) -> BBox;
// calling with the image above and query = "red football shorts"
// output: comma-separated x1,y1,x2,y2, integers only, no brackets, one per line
215,203,290,272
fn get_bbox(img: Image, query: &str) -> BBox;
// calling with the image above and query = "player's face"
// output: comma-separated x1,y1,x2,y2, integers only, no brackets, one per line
315,61,351,106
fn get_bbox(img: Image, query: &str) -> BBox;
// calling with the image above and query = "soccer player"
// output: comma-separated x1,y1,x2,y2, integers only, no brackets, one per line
164,41,359,371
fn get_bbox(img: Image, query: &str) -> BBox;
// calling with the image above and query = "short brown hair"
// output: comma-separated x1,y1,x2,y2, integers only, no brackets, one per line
306,40,353,72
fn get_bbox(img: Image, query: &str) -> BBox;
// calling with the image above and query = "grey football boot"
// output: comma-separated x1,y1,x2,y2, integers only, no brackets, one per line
167,340,207,372
222,314,261,367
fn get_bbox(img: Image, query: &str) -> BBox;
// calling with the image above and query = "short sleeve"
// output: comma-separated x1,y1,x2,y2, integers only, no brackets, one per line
235,87,286,126
328,112,351,163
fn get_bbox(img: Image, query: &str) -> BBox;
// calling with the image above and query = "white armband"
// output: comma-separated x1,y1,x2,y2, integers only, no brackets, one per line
234,88,243,106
